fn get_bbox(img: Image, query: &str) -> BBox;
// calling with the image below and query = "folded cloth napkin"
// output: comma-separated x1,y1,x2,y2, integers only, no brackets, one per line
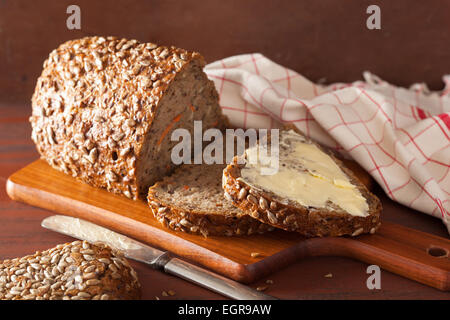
205,54,450,235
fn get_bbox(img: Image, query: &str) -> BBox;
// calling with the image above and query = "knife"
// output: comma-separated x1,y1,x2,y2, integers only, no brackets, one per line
41,215,278,300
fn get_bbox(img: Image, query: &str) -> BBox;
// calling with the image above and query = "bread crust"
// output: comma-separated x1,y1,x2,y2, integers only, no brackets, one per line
0,241,140,300
30,36,212,200
148,197,271,237
222,129,382,237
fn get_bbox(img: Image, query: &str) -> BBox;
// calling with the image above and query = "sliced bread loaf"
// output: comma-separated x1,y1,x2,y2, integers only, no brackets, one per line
148,164,271,237
30,36,225,200
222,129,382,237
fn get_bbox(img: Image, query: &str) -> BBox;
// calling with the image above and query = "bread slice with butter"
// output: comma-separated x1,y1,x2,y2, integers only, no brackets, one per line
222,128,382,237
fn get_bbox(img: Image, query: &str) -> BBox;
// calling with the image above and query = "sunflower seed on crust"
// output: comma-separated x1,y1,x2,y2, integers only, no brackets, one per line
0,240,140,300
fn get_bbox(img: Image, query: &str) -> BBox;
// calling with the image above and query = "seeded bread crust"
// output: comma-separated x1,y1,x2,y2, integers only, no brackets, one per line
30,36,224,200
148,164,271,237
0,241,140,300
222,130,382,238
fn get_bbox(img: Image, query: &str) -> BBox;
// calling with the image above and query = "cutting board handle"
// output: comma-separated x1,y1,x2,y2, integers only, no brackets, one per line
304,221,450,291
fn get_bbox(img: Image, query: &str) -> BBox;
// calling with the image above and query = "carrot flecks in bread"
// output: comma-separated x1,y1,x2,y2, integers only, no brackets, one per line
157,113,183,146
148,164,271,236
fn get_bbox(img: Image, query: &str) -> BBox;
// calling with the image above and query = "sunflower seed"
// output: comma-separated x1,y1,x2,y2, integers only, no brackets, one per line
106,171,118,182
179,219,192,227
256,286,268,292
259,197,268,210
284,214,296,224
112,132,125,142
83,272,96,280
157,207,167,213
269,201,278,210
351,228,364,237
266,211,278,224
251,211,260,219
238,188,247,200
224,192,233,201
86,279,101,286
247,195,258,205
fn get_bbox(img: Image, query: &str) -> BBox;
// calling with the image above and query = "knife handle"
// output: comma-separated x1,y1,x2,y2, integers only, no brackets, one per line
164,258,278,300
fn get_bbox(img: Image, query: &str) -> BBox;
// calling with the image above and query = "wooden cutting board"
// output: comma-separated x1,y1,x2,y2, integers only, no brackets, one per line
6,160,450,291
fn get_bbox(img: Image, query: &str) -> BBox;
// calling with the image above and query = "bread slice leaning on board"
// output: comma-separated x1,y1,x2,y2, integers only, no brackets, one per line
222,126,382,237
30,36,226,200
148,164,273,237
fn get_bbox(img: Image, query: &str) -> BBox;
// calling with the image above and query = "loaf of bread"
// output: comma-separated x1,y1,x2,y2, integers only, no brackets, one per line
222,129,382,237
0,241,140,300
148,164,271,236
30,36,225,199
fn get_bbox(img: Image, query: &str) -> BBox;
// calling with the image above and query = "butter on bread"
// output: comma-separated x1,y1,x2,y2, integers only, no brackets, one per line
222,128,382,237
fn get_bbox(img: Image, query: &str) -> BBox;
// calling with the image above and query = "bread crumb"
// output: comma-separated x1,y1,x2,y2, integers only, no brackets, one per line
168,290,176,296
155,296,160,300
265,279,274,285
324,273,333,278
162,291,169,296
256,286,268,292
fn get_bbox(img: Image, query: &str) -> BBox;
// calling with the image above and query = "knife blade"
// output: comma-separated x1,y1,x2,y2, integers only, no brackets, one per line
41,215,278,300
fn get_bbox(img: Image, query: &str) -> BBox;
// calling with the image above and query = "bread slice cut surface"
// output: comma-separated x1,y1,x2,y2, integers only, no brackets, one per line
148,164,271,237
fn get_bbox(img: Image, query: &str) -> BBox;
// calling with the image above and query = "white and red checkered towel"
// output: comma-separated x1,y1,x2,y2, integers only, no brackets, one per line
205,54,450,235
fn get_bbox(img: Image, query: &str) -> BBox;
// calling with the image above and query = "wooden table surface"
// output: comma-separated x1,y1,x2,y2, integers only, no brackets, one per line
0,103,449,299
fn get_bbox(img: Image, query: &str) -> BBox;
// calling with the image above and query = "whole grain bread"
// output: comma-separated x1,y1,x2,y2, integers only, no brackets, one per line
0,241,140,300
222,129,382,237
148,164,272,237
30,36,225,200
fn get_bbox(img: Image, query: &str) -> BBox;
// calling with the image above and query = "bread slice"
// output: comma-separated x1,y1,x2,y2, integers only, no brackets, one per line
222,128,382,237
30,36,225,200
148,164,272,237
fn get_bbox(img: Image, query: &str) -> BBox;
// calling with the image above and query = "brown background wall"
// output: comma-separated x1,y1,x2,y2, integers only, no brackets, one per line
1,0,450,105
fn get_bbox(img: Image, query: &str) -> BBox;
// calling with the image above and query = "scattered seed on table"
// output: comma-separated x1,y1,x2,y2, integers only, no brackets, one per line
256,286,268,291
